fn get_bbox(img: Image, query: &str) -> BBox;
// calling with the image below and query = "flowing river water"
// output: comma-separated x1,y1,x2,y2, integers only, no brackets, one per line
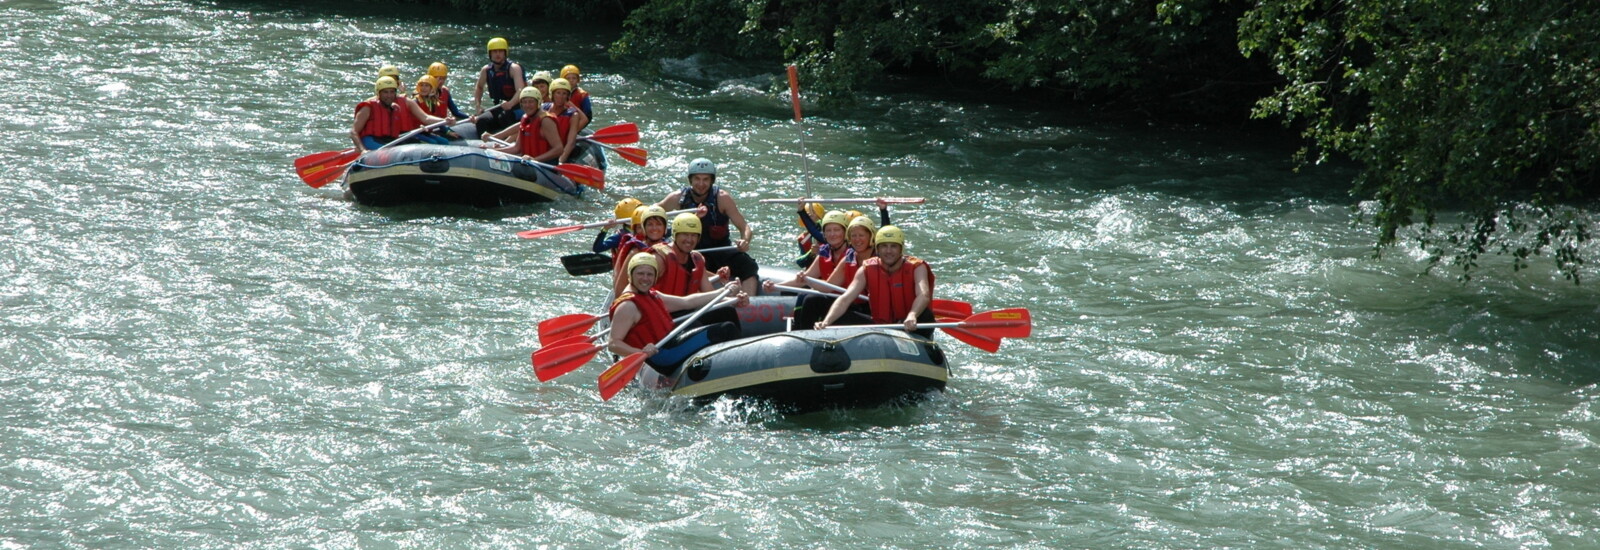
3,0,1599,547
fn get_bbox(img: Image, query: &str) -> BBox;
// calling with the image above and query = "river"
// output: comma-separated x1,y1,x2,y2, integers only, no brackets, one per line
2,0,1598,547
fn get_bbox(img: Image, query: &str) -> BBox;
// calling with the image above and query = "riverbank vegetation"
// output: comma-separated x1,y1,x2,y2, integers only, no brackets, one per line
412,0,1599,281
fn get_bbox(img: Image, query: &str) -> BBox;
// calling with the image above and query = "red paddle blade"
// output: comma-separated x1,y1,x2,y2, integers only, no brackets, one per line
931,299,973,319
537,313,604,343
587,122,639,144
532,342,606,382
517,224,588,240
298,150,359,187
597,353,647,400
787,65,803,122
959,308,1032,339
540,333,599,350
611,147,648,166
941,327,1002,353
294,148,355,171
305,163,350,188
555,163,605,189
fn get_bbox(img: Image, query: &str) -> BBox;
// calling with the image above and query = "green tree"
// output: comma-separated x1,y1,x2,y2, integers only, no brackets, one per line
612,0,1267,117
1237,0,1600,281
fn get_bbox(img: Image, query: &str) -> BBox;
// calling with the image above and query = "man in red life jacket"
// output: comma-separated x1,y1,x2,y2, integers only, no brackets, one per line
651,213,717,297
609,253,748,376
814,225,935,336
542,78,588,163
471,37,527,135
350,77,451,153
487,86,559,160
655,158,759,296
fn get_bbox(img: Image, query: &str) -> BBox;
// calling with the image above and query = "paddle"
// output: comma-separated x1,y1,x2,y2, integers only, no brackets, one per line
561,253,615,277
757,197,926,205
297,120,450,188
516,208,696,240
532,299,736,381
598,285,737,400
560,243,740,278
822,308,1032,352
787,65,813,198
799,276,973,320
484,136,607,189
581,139,649,166
584,122,639,144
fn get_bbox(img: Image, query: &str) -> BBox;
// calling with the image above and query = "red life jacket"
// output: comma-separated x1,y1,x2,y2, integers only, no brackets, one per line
651,243,706,297
610,290,673,350
416,94,448,118
519,113,549,157
813,243,843,280
439,87,454,109
355,99,402,140
862,256,934,324
833,247,870,287
394,97,421,132
571,88,590,112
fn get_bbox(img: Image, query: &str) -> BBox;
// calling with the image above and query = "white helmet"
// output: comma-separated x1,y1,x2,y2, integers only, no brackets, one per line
685,158,716,180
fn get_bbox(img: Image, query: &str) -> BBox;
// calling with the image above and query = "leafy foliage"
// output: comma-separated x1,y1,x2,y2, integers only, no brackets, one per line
1238,0,1600,281
611,0,1270,117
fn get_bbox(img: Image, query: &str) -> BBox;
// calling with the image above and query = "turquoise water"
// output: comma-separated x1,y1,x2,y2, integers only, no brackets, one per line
2,0,1599,547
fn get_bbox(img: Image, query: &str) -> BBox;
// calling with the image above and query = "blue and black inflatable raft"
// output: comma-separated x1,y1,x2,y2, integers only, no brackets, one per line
343,124,607,208
635,293,951,414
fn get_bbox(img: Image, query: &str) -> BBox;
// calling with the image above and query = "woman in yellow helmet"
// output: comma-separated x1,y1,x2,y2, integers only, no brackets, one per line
410,76,460,143
593,197,643,257
471,37,527,135
559,64,593,125
609,253,748,379
425,62,468,120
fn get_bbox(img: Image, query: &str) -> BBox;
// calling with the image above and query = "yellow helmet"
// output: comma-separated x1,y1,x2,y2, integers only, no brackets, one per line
671,213,702,235
427,62,448,78
851,214,876,233
874,225,905,246
613,198,643,220
561,64,580,78
530,70,554,85
846,210,864,220
549,78,573,93
486,37,508,52
415,75,437,93
378,65,400,79
635,205,668,228
625,252,659,275
374,76,398,93
819,210,850,230
518,86,543,100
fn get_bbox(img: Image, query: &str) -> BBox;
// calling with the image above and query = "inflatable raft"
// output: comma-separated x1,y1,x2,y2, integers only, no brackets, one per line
343,124,607,208
636,292,952,414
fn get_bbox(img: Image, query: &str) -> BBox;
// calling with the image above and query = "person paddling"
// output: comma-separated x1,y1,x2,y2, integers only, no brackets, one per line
558,64,593,127
611,205,672,299
350,77,451,153
814,225,935,337
608,253,748,379
426,62,468,120
652,213,718,297
411,76,458,143
768,209,850,291
487,86,562,163
593,197,642,258
772,211,864,328
655,158,759,296
541,78,588,163
471,37,527,134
